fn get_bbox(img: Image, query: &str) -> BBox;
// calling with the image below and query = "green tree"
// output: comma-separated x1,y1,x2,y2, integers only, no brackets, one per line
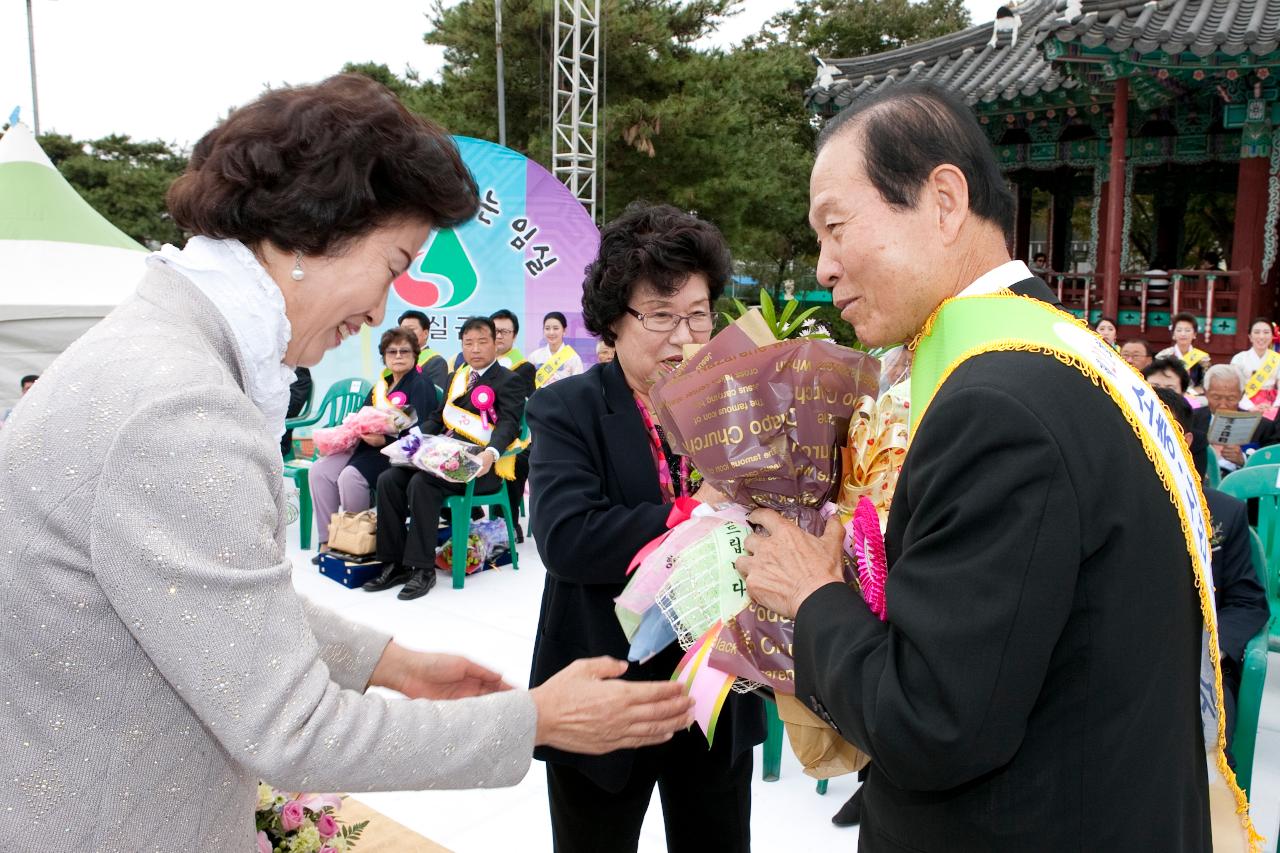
39,133,188,247
759,0,971,57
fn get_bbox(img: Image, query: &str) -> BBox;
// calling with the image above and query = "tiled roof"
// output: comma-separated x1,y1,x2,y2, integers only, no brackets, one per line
808,0,1280,112
808,0,1075,110
1054,0,1280,57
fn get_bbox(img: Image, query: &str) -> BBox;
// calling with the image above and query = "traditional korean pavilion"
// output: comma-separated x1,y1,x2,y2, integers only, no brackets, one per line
808,0,1280,356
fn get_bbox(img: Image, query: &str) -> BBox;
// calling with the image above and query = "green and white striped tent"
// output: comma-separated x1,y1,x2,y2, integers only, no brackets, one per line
0,122,146,407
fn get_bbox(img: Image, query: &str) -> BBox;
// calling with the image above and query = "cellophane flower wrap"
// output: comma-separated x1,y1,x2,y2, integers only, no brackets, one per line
382,431,484,483
648,311,880,693
254,783,367,852
313,404,416,457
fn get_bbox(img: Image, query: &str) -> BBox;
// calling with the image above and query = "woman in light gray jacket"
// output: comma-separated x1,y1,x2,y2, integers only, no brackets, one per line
0,74,692,851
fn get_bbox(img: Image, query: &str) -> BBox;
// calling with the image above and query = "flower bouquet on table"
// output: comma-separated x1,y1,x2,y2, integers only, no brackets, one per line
255,783,367,853
381,430,485,483
313,383,417,457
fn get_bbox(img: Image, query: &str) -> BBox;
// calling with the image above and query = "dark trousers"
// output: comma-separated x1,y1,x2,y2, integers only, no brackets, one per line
375,467,502,569
545,728,752,853
492,449,530,526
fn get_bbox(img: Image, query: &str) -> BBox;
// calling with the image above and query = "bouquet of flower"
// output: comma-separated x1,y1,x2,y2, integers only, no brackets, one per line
647,308,881,693
435,518,512,574
382,432,484,483
313,398,417,457
255,784,367,853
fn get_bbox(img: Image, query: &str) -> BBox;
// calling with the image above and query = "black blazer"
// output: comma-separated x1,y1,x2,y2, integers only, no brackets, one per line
526,359,767,792
795,278,1211,851
424,361,523,453
1204,488,1269,667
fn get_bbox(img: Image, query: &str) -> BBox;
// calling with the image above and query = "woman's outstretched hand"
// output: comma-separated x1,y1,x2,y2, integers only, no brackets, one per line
369,642,513,700
530,657,695,755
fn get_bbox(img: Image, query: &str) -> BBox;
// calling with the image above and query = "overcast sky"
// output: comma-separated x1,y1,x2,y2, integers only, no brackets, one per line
3,0,1006,148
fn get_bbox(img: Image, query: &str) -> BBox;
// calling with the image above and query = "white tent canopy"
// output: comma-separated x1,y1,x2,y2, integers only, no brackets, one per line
0,122,147,409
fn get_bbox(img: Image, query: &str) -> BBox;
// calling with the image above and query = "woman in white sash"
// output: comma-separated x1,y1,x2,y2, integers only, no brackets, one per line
528,311,584,387
1230,317,1279,412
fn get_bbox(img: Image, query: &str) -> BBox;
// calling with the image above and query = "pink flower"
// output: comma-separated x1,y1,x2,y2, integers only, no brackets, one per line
316,813,339,839
280,799,307,831
300,793,343,813
320,848,339,853
257,831,272,853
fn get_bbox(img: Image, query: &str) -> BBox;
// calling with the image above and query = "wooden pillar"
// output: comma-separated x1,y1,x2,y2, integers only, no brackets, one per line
1233,155,1269,336
1050,171,1074,272
1101,78,1129,321
1014,179,1033,262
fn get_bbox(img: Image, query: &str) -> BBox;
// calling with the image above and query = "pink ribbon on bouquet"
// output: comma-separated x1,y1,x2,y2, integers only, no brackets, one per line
846,496,888,620
471,385,497,429
626,496,702,575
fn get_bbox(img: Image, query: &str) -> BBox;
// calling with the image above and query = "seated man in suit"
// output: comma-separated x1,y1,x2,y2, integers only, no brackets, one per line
1156,386,1269,759
1144,357,1211,476
367,316,524,600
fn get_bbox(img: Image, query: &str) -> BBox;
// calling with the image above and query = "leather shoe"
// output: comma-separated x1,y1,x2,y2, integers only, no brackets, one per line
832,787,862,827
361,563,411,592
397,567,438,600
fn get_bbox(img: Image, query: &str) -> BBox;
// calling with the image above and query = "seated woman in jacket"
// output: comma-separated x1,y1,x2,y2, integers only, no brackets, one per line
527,203,766,853
309,326,437,558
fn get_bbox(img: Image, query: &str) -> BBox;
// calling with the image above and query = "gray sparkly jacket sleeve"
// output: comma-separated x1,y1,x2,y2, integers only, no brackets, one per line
88,373,536,793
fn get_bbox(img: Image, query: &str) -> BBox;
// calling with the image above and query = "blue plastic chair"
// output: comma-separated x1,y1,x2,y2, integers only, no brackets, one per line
1205,446,1221,488
282,377,372,548
1247,445,1280,468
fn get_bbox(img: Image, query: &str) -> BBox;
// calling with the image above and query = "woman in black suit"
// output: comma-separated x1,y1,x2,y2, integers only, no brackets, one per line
527,203,766,853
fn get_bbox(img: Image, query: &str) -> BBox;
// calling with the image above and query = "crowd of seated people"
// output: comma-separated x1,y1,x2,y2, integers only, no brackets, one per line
303,303,587,597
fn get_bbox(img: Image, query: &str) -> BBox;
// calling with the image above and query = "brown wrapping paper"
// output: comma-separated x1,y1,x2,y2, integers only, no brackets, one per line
650,311,881,693
775,693,871,780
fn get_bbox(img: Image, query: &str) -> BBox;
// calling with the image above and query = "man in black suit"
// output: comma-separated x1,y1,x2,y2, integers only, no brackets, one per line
1154,386,1269,759
367,316,524,599
736,83,1218,850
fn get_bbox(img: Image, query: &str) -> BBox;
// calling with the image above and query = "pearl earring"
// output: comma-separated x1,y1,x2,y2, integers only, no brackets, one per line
291,252,305,282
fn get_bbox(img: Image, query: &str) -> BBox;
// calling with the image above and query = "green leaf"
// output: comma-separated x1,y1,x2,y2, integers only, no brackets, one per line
758,290,777,329
733,298,750,316
779,297,799,326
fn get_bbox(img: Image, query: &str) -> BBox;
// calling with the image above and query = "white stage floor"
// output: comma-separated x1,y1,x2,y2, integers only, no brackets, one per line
286,515,1280,852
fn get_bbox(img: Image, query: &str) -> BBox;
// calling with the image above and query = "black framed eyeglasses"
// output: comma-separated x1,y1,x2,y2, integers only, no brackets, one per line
625,306,714,333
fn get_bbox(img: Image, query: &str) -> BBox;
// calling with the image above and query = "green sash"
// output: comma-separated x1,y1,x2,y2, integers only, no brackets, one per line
535,344,577,388
909,292,1258,849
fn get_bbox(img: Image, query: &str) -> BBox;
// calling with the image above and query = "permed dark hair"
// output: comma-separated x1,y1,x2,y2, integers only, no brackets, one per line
459,316,496,340
816,82,1015,241
1171,312,1199,333
167,74,478,256
1143,356,1191,394
379,327,420,360
582,203,731,347
490,308,520,335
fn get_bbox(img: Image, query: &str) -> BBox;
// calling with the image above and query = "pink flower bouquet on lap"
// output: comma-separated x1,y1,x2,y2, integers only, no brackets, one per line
255,783,367,852
313,385,417,457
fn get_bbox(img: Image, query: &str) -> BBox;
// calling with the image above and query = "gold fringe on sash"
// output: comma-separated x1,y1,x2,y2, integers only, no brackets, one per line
909,293,1262,850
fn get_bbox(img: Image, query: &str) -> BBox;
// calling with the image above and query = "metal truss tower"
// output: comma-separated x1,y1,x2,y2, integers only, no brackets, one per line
551,0,601,220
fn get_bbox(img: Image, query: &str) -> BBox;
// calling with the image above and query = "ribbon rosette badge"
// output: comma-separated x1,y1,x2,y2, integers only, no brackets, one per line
471,385,497,429
388,390,408,409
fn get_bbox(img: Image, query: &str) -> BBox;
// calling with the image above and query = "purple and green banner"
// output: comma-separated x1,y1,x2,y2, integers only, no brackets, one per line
308,136,600,395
